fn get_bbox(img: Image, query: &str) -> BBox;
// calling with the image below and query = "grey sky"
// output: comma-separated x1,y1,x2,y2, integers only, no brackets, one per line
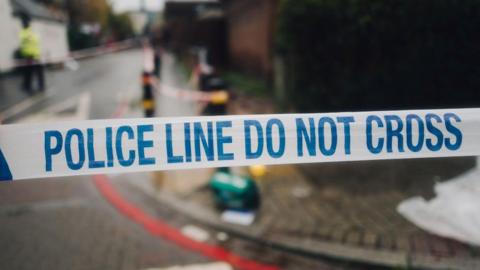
109,0,165,13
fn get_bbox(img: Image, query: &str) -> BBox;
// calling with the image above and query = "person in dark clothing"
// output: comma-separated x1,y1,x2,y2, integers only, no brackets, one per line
18,14,45,93
149,26,165,78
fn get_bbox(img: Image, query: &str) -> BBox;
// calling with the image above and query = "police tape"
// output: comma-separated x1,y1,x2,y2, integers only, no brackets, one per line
156,83,229,104
142,48,227,104
0,108,473,180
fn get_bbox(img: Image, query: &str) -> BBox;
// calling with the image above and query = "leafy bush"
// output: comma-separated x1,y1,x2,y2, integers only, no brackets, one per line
277,0,480,112
223,71,270,97
107,13,135,41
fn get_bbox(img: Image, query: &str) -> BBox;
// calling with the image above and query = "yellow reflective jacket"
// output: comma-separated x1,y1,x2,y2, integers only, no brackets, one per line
19,27,41,60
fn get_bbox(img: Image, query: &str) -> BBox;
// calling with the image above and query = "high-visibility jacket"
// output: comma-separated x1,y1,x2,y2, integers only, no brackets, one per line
19,27,41,60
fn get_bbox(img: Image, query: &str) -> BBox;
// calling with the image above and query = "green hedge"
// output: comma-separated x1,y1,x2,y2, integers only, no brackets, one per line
277,0,480,112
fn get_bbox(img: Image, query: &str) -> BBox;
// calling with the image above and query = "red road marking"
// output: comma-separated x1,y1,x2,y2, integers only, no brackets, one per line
96,71,279,270
92,175,280,270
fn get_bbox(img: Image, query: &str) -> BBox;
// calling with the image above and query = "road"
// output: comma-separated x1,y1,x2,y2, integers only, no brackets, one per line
0,49,356,270
0,50,143,121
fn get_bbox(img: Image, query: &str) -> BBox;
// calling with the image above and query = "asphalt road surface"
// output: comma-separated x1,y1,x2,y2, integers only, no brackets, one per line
0,49,368,270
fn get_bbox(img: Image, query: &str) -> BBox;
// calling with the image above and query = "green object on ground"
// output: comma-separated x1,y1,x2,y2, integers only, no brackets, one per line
209,171,260,210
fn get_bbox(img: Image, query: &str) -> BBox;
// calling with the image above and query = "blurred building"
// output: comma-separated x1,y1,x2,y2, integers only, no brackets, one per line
163,0,279,80
125,2,161,37
0,0,68,72
222,0,278,80
164,0,227,67
125,10,150,35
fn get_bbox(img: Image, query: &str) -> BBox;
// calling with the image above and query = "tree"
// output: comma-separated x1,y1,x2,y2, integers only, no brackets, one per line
277,0,480,112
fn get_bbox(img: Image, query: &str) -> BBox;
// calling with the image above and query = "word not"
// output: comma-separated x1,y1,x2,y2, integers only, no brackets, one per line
296,116,355,157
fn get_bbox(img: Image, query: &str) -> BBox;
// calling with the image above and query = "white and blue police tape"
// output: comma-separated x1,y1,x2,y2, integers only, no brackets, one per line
0,108,473,180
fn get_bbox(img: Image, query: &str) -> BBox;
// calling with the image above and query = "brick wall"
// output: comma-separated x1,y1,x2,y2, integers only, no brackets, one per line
225,0,278,80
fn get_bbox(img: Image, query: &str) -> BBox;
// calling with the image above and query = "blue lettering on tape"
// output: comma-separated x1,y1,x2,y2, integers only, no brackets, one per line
366,115,384,154
426,113,443,151
0,149,12,181
87,128,105,168
116,126,135,167
406,114,424,152
385,115,404,153
106,127,114,167
318,117,337,156
137,125,156,165
184,123,192,162
244,120,264,159
166,123,183,163
216,121,234,161
45,130,63,172
296,118,316,157
337,116,354,155
444,113,462,150
65,129,85,170
266,118,285,158
365,113,463,154
194,122,214,162
29,111,465,179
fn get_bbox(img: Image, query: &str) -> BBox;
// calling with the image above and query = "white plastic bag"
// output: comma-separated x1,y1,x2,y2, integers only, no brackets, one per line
398,161,480,246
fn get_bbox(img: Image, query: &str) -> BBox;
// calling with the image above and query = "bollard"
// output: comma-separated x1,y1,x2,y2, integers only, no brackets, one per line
153,51,161,78
142,71,155,118
201,76,229,116
200,75,261,210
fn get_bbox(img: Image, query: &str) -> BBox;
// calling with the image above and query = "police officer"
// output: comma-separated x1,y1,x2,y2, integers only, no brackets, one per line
19,14,45,93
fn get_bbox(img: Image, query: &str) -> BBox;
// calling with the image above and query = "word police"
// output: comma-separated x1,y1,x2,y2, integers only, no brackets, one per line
43,113,462,172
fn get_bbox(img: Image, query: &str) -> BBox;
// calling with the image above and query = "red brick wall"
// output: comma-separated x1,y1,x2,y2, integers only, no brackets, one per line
225,0,277,80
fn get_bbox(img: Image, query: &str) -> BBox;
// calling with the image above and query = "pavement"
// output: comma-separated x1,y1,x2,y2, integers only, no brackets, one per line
175,159,480,269
2,48,480,270
0,49,369,270
0,50,139,122
0,176,209,270
138,52,480,269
